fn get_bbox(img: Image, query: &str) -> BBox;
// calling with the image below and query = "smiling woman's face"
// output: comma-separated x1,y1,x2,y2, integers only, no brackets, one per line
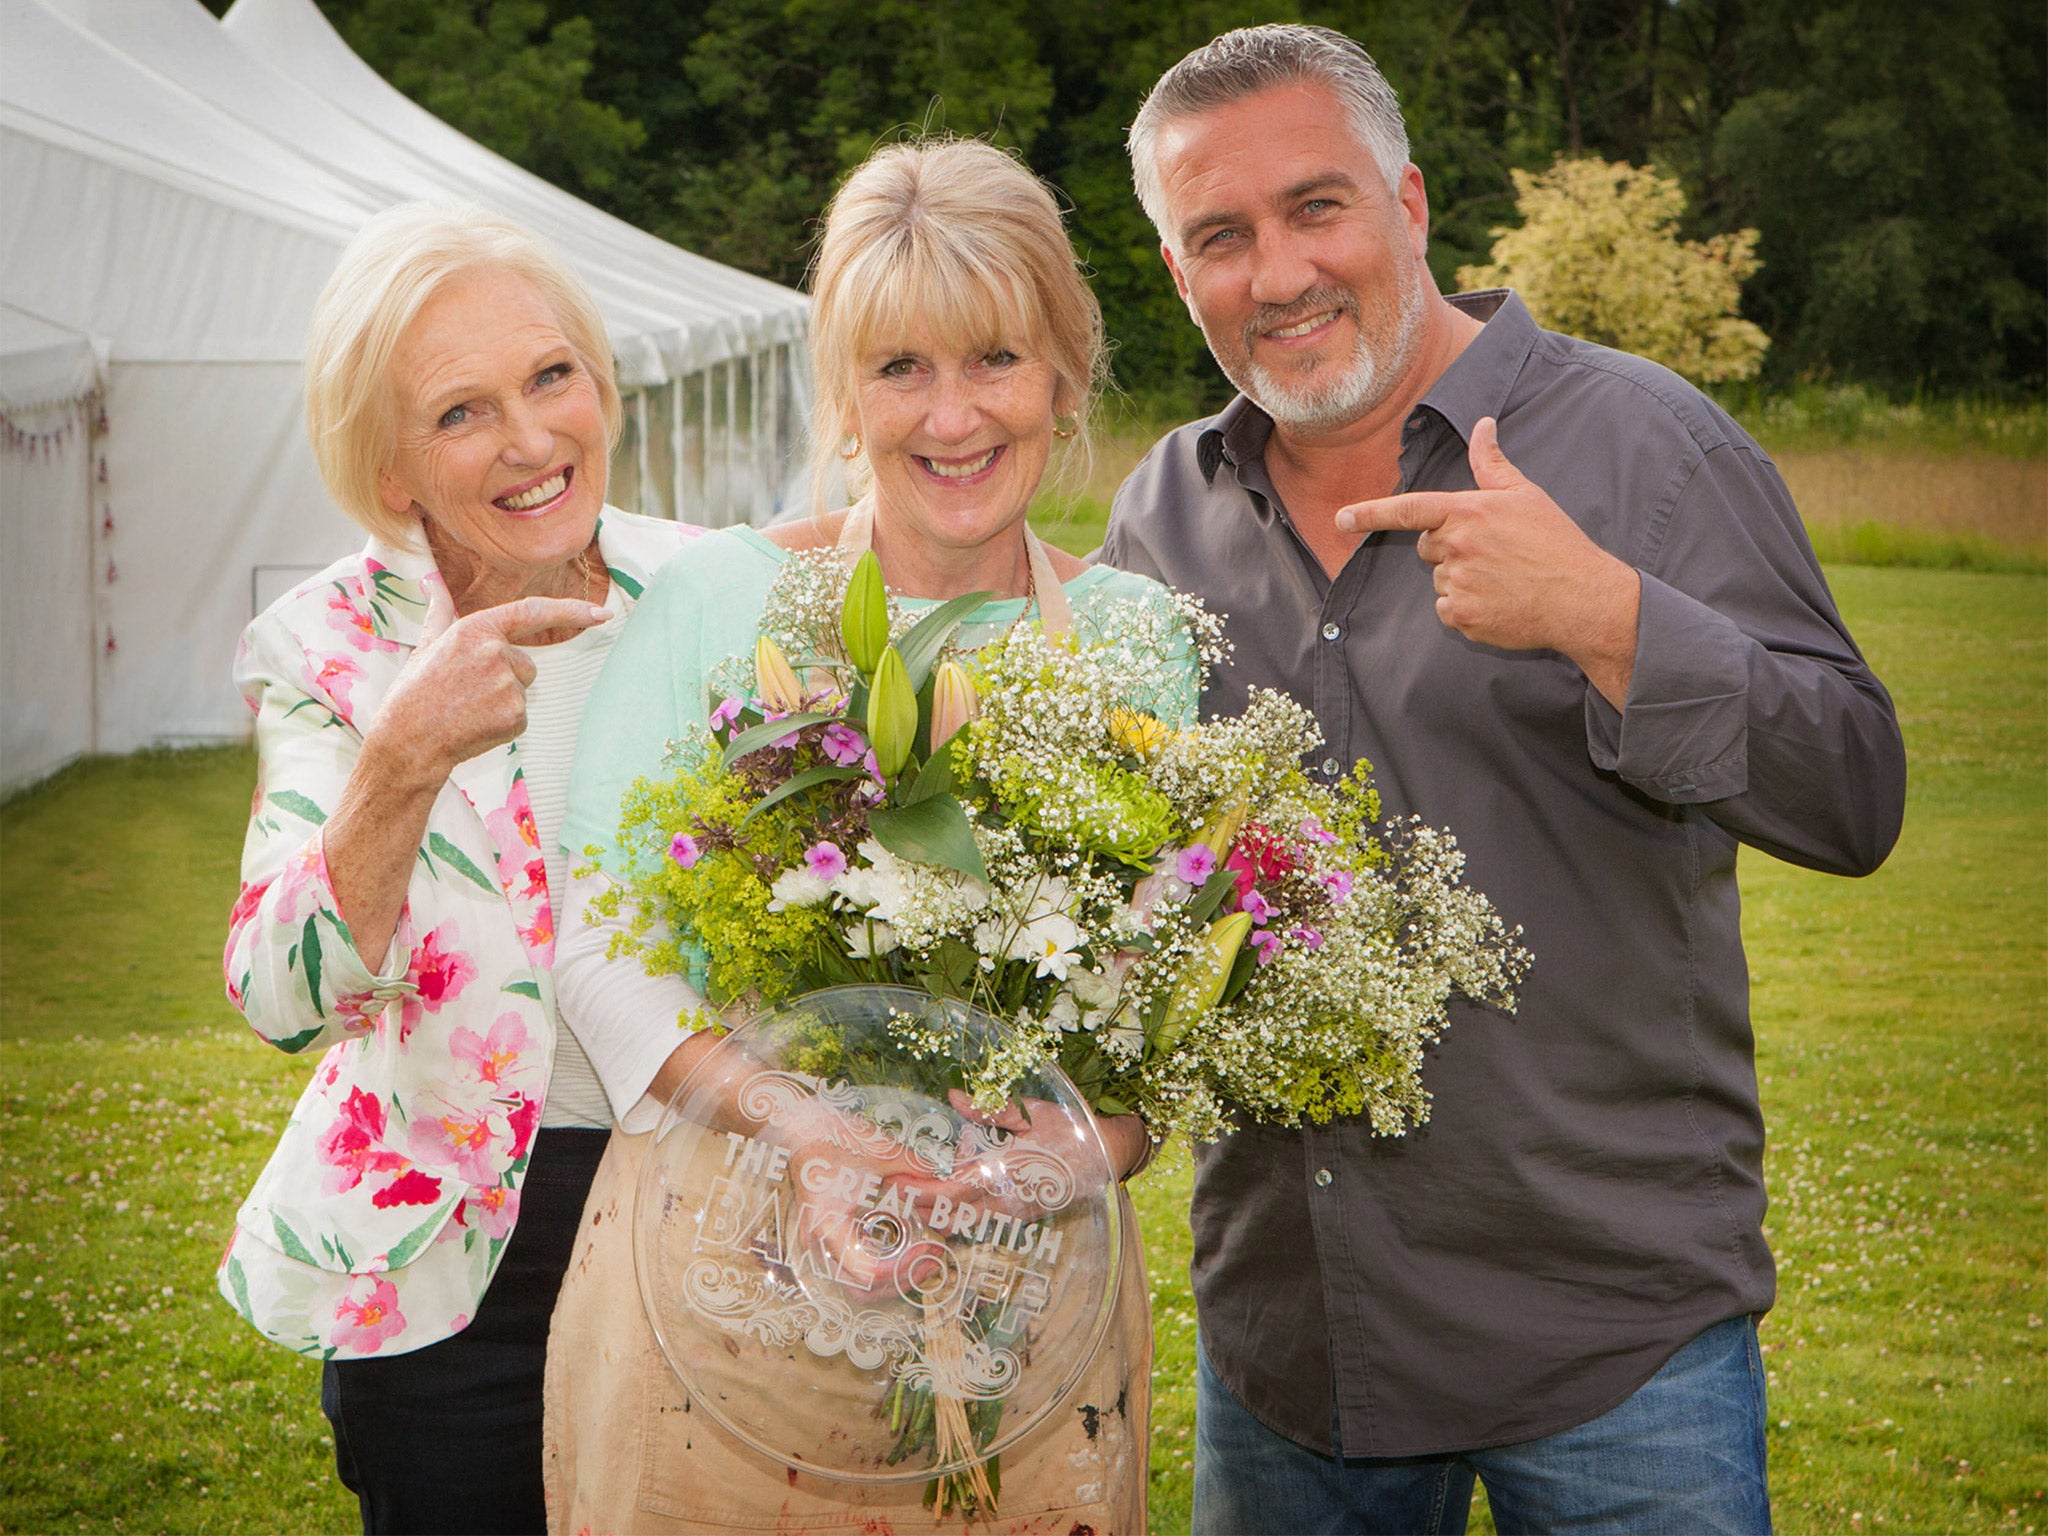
378,265,608,588
853,320,1063,577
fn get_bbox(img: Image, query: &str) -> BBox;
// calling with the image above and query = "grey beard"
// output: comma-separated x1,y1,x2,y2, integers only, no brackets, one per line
1216,277,1428,435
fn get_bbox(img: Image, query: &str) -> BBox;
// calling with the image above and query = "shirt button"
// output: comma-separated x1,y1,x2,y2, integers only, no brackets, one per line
1321,621,1341,642
1315,1168,1333,1187
1321,757,1340,777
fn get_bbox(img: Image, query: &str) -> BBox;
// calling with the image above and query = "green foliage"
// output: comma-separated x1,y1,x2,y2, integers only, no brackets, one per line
1460,156,1770,383
1713,0,2047,392
336,0,645,197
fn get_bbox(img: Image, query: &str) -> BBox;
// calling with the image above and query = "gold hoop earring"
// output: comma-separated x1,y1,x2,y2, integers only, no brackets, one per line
1052,414,1078,440
838,432,863,460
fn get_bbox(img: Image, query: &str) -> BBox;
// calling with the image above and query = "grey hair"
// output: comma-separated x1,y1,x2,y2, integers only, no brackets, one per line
1128,24,1410,251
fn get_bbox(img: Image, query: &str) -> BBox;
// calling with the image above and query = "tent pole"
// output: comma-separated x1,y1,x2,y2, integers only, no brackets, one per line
633,390,650,518
725,361,738,528
671,373,685,523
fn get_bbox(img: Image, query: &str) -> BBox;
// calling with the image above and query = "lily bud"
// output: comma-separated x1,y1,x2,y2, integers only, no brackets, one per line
841,550,890,675
754,634,805,712
866,645,917,777
929,660,980,748
1195,790,1249,860
1160,910,1254,1046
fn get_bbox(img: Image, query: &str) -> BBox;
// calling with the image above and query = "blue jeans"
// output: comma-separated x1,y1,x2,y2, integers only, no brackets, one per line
1191,1316,1770,1535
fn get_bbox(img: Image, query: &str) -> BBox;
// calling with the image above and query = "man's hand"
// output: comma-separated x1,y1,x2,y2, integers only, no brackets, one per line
1335,416,1641,708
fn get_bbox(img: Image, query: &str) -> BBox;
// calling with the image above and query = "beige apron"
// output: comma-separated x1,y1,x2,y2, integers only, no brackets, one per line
543,524,1148,1533
542,1128,1151,1535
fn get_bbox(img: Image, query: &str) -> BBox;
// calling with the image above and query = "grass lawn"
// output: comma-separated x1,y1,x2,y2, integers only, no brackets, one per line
3,566,2042,1534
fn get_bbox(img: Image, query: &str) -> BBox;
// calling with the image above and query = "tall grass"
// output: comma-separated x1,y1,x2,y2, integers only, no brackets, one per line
1036,389,2047,573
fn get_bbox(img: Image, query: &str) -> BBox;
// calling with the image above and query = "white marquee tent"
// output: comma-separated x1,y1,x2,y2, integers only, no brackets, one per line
0,0,811,793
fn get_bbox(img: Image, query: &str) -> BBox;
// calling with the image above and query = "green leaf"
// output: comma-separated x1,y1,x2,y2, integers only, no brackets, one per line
738,763,866,827
271,1215,320,1268
268,790,328,826
428,833,498,893
894,591,991,693
274,1022,327,1054
502,979,542,1000
384,1201,457,1269
1223,943,1258,1000
718,710,840,770
901,741,959,806
1187,864,1239,926
868,796,987,882
300,915,325,1017
226,1254,253,1318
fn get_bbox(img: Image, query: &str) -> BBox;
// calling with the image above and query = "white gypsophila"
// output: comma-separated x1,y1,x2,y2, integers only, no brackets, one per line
879,863,992,951
1147,687,1326,826
767,866,832,911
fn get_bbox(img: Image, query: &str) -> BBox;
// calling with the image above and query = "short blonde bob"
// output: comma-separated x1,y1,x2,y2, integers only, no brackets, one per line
806,137,1106,515
304,202,623,546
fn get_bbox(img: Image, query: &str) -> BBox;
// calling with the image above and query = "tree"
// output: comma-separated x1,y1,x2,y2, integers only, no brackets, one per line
332,0,646,199
1459,156,1769,383
1713,0,2046,391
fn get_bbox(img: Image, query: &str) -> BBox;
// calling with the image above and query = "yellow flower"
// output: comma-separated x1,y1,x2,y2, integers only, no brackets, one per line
1108,706,1172,759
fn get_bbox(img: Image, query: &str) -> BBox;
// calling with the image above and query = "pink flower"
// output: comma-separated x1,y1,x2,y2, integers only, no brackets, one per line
315,1087,407,1195
303,650,364,715
804,841,848,880
1250,929,1284,966
1224,822,1296,903
331,1276,406,1354
325,588,400,653
408,1101,508,1185
398,924,478,1043
450,1013,532,1088
1320,870,1355,904
1175,845,1217,885
819,723,866,766
463,1184,520,1241
485,780,545,899
708,697,743,731
370,1168,445,1209
1240,890,1277,927
669,832,700,868
1287,926,1325,950
504,1092,541,1163
1299,818,1339,846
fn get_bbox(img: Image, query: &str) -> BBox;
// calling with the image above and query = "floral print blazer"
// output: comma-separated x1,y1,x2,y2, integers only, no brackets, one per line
216,511,695,1360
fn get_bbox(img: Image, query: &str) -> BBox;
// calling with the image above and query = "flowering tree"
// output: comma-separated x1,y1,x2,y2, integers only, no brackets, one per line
1458,157,1771,384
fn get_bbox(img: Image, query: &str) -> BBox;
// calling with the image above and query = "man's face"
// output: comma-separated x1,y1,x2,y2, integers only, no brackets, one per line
1154,82,1431,434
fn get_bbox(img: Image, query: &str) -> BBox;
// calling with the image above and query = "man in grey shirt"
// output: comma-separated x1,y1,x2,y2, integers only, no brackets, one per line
1101,25,1906,1534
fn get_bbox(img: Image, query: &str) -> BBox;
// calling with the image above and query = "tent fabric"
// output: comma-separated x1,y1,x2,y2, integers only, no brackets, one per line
0,0,811,788
0,307,101,793
0,305,108,410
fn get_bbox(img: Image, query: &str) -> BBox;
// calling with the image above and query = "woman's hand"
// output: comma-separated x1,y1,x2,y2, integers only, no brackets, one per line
324,578,612,968
368,578,612,792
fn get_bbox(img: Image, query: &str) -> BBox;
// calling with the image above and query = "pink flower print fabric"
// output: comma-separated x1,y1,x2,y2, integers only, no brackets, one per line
331,1275,407,1354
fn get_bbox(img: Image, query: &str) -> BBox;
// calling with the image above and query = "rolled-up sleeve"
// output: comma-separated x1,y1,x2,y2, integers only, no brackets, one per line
1583,441,1907,875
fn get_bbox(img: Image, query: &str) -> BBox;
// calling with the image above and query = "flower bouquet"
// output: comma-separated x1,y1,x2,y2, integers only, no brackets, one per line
592,550,1527,1511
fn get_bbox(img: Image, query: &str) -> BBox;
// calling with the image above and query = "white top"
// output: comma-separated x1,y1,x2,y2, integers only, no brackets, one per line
518,610,621,1129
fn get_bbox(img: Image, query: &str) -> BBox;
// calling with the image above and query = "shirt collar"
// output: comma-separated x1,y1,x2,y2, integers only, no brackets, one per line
1196,287,1539,478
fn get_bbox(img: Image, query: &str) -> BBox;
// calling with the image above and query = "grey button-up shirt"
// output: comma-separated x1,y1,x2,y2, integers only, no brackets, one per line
1102,290,1906,1456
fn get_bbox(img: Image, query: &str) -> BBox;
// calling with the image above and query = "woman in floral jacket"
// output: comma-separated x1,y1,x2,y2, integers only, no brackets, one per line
217,203,696,1535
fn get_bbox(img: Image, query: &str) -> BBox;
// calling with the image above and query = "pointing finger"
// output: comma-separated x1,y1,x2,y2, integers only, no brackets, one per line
1335,492,1457,536
476,596,615,644
1468,416,1528,493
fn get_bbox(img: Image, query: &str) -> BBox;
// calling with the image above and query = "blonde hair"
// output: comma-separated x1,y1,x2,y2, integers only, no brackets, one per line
304,202,623,545
806,137,1106,515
